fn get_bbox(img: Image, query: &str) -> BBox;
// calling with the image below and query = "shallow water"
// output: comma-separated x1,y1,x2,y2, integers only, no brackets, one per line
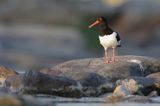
56,103,160,106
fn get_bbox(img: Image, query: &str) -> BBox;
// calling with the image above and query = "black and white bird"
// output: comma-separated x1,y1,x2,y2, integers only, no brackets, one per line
88,17,121,63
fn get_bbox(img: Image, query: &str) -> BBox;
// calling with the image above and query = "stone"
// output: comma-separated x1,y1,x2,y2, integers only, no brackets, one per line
119,77,157,96
4,75,23,93
113,85,130,97
148,91,158,97
146,72,160,88
113,79,139,97
50,56,160,82
21,70,82,97
0,67,18,87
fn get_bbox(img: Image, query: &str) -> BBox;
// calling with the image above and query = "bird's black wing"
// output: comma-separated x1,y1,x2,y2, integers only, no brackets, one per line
116,32,121,47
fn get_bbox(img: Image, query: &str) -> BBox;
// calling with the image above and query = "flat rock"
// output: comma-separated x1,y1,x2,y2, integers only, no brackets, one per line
49,55,160,83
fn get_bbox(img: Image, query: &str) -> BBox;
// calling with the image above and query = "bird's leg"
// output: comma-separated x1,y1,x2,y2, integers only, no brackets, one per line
104,48,109,64
111,47,115,62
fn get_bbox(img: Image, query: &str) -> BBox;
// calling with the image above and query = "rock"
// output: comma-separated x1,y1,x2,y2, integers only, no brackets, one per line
51,56,160,82
131,77,155,88
119,77,157,96
4,75,23,93
0,67,18,87
148,91,158,97
115,79,139,96
39,55,159,97
113,85,131,97
77,72,107,87
21,70,82,97
146,72,160,89
105,94,123,103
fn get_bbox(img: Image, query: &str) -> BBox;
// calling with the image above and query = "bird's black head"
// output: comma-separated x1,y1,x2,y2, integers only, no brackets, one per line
88,16,108,28
88,16,113,35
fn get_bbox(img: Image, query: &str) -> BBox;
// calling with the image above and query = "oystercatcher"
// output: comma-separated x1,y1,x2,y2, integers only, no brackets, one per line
88,17,121,63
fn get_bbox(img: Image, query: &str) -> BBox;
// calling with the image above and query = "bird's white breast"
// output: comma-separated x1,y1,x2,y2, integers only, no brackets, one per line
99,32,118,49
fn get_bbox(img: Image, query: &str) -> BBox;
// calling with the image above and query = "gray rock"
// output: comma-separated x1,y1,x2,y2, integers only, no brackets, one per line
146,72,160,89
51,56,160,82
43,55,159,97
21,70,82,97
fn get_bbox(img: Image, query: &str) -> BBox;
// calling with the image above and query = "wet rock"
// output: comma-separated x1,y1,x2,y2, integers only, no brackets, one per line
0,67,18,87
21,70,82,97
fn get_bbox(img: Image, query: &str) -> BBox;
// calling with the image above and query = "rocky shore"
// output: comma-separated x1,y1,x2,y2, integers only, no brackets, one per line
0,55,160,105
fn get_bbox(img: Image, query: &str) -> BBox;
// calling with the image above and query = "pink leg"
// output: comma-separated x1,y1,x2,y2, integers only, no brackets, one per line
111,47,115,62
104,48,109,64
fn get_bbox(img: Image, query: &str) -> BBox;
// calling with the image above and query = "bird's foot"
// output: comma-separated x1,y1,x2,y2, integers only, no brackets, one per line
110,58,116,63
104,60,110,64
103,57,110,64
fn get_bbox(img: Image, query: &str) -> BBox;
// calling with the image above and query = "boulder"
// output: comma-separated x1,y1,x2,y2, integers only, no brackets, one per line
38,55,160,97
21,70,82,97
50,56,160,82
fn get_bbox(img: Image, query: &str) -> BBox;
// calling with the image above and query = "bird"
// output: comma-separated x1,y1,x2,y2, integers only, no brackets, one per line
88,17,121,63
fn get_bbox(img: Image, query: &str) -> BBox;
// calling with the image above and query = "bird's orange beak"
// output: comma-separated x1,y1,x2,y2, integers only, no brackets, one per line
88,20,100,28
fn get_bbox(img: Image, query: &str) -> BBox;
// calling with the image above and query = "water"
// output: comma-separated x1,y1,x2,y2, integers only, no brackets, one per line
56,103,160,106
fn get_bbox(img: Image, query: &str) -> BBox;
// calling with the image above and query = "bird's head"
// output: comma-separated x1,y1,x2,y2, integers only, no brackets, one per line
88,17,108,28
